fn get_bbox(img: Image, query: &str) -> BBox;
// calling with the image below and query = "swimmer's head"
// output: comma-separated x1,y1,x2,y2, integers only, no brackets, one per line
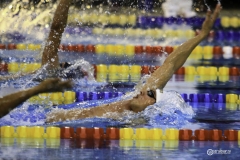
129,90,156,112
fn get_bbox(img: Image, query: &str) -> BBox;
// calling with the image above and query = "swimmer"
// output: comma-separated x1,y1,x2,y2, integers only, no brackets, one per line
44,2,222,123
0,1,222,122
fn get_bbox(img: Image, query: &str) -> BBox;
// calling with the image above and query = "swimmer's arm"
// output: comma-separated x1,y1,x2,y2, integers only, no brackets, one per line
0,78,72,118
0,84,43,118
46,100,131,123
41,0,72,69
142,4,221,91
143,34,207,90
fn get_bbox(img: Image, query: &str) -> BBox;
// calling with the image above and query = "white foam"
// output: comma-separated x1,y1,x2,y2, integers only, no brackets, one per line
108,91,195,127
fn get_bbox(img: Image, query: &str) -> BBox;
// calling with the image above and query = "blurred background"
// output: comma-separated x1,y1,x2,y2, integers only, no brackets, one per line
0,0,239,12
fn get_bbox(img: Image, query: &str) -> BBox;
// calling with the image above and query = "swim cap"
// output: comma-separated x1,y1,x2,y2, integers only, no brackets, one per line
156,89,163,102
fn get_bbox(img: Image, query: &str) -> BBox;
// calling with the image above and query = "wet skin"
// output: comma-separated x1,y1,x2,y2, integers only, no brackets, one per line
129,90,156,113
45,90,157,123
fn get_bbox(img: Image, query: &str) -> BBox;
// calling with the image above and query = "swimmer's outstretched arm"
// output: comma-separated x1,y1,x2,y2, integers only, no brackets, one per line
141,4,222,92
41,0,72,69
46,99,133,123
0,78,72,118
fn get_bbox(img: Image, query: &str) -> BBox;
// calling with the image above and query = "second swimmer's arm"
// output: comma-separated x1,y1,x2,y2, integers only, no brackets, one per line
41,0,72,69
0,78,72,118
142,4,221,91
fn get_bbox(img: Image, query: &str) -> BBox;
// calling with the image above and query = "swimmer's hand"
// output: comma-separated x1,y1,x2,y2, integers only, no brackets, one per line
201,4,222,36
37,78,73,93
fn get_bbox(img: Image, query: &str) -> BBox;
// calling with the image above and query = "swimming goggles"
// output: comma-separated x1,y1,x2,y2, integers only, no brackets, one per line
147,90,156,100
147,89,163,102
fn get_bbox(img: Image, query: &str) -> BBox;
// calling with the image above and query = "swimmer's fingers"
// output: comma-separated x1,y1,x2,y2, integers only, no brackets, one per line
201,4,221,35
212,4,222,22
206,4,221,25
205,10,212,23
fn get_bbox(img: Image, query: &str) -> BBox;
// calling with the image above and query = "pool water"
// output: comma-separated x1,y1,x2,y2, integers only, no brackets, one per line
1,53,240,160
1,2,240,158
0,139,239,160
1,74,240,159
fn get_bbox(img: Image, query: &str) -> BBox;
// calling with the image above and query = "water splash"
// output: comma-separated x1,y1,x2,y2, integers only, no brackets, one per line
0,90,195,128
0,57,103,126
0,0,57,43
55,91,194,128
115,91,195,128
62,59,96,81
0,1,195,127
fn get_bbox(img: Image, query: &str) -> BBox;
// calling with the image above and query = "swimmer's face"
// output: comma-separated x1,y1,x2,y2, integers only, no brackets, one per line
129,90,156,112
